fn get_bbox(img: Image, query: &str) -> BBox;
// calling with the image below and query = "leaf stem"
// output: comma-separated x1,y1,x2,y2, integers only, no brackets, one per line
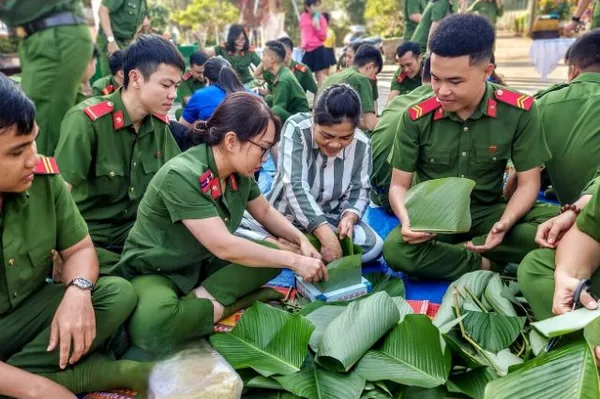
463,287,489,313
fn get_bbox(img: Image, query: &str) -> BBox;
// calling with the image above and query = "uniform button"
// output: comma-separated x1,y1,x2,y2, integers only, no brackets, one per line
496,89,503,96
109,171,116,177
157,268,161,272
430,158,435,162
8,258,15,266
107,101,113,107
13,292,17,297
130,187,135,192
461,152,467,157
492,156,497,161
460,174,465,178
463,126,469,132
133,162,137,167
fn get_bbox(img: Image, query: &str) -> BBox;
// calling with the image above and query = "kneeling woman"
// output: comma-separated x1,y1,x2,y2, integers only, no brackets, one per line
240,84,383,263
110,93,327,359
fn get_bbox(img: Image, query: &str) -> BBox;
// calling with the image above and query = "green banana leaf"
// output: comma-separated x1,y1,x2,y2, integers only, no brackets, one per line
365,272,406,298
405,177,476,233
462,311,526,353
304,305,347,351
306,235,364,293
246,375,284,390
483,342,600,399
531,307,600,338
356,314,452,388
315,292,401,372
584,315,600,351
482,276,518,317
401,385,466,399
275,355,366,399
242,391,302,399
447,368,497,399
528,329,549,356
210,302,314,377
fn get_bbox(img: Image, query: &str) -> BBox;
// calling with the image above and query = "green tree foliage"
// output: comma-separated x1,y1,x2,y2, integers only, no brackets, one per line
364,0,403,37
346,0,366,24
148,3,171,33
171,0,239,44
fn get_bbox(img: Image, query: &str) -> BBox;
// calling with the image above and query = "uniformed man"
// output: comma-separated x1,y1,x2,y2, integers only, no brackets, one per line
204,24,262,85
404,0,428,41
175,51,209,120
384,14,557,280
517,30,600,320
0,0,94,157
97,0,148,77
411,0,457,53
468,0,504,29
371,58,432,213
322,43,383,131
0,74,151,397
76,45,101,105
261,40,309,123
387,41,423,104
55,35,184,271
564,0,600,34
92,50,125,97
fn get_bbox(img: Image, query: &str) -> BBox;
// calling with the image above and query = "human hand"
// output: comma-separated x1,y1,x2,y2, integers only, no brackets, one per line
552,272,597,315
48,288,96,369
320,236,343,264
27,376,76,399
338,213,359,240
465,221,507,252
563,20,579,35
535,212,576,248
298,238,322,260
401,223,436,245
292,255,328,283
107,41,120,55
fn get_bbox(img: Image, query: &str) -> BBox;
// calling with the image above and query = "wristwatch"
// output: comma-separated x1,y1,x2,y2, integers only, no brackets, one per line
107,35,115,43
571,15,581,22
67,277,95,292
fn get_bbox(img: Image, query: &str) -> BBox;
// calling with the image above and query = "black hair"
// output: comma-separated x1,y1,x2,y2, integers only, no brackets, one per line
304,0,320,12
429,14,495,65
350,41,363,54
203,57,245,94
265,40,286,63
277,36,294,52
568,29,600,70
353,43,383,74
226,24,250,53
0,73,36,136
314,84,361,127
190,51,209,67
108,50,125,75
396,41,421,58
322,12,331,23
422,56,432,82
92,44,100,59
191,92,282,146
122,34,185,89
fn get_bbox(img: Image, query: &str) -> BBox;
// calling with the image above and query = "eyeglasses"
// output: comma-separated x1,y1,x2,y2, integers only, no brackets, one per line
248,140,271,159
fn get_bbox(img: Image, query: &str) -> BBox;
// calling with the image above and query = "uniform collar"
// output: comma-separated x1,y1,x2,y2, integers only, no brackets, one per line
441,82,497,122
107,89,156,138
201,144,239,200
572,72,600,84
273,65,287,85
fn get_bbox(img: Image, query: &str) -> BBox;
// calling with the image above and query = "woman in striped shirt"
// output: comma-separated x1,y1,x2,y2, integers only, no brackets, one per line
240,84,383,262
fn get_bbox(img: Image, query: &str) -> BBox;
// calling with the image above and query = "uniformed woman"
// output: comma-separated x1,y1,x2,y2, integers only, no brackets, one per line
204,24,262,85
110,92,327,359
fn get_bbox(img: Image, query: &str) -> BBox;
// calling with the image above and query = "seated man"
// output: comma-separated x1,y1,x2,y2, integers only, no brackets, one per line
92,50,125,96
384,14,557,280
322,44,383,132
55,34,183,270
0,74,150,397
240,84,384,263
371,57,432,213
386,41,423,104
261,40,310,123
177,51,209,109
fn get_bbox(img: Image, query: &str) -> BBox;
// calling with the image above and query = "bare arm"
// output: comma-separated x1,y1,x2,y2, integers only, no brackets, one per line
98,6,115,40
254,62,266,79
389,168,414,225
573,0,594,18
361,112,379,132
497,167,541,229
0,362,75,399
59,236,99,285
177,117,193,129
409,13,422,22
556,224,600,280
386,90,401,105
246,195,308,247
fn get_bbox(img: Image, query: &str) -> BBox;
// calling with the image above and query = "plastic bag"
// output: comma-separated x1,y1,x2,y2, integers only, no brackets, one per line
148,341,243,399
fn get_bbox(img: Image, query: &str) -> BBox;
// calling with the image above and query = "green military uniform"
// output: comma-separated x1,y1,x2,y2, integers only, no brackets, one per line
214,43,262,85
54,89,181,270
109,144,280,357
322,67,376,114
383,83,558,280
0,1,93,157
390,68,423,95
404,0,428,40
97,0,147,77
264,60,318,96
176,70,206,120
411,0,457,52
92,75,121,97
0,157,149,394
371,85,433,212
534,73,600,205
593,0,600,29
270,66,310,123
518,181,600,320
75,89,88,105
468,0,504,27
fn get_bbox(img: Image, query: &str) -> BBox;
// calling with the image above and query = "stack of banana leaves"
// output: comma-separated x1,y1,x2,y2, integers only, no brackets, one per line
208,178,600,399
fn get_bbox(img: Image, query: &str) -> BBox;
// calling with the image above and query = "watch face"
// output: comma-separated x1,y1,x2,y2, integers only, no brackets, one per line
73,278,93,290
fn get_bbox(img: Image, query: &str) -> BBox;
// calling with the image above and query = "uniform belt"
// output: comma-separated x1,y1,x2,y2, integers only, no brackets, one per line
13,12,87,39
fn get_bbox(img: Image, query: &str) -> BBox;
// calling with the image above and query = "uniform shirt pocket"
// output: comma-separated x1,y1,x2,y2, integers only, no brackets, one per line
27,245,54,290
95,162,126,198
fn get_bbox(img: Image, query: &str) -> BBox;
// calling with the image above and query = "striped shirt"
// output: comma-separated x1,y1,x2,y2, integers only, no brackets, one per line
266,113,372,232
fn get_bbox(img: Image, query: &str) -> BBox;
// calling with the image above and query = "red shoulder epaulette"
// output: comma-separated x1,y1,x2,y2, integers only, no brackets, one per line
153,113,169,124
408,95,442,121
396,71,408,84
101,84,115,96
182,71,192,81
34,156,59,175
294,63,308,73
493,88,533,111
83,100,114,121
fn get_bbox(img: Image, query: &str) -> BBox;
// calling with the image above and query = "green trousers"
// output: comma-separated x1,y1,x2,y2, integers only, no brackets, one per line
96,34,130,78
383,202,559,280
19,25,93,156
0,277,152,395
518,248,600,320
126,260,280,359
